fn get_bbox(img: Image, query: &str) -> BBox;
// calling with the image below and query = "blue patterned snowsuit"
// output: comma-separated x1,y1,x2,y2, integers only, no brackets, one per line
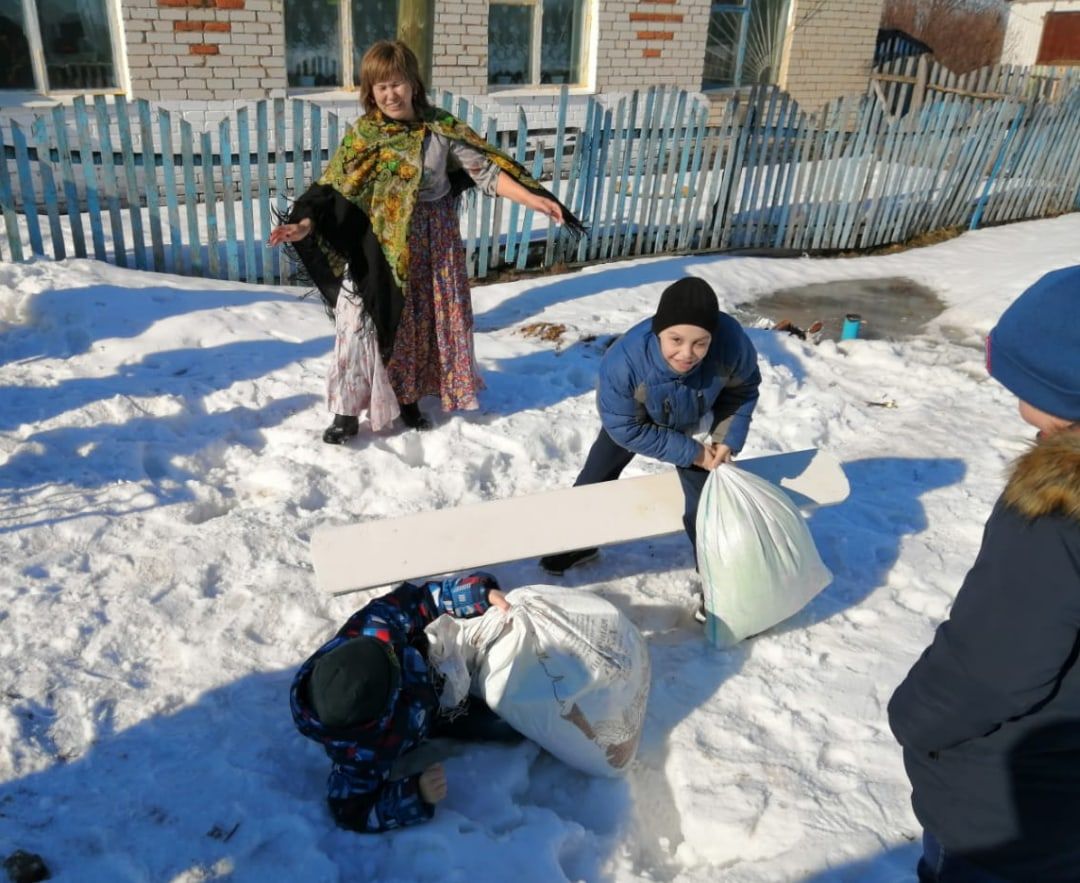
290,573,498,832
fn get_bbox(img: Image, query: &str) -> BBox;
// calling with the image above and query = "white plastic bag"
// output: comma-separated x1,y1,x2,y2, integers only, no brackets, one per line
695,462,833,648
426,587,650,777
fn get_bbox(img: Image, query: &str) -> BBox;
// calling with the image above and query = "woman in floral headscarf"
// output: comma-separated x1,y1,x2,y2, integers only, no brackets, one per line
270,40,584,444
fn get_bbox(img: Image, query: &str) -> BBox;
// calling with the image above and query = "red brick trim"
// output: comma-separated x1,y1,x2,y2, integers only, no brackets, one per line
636,30,674,40
642,48,662,58
175,20,231,31
190,43,220,55
215,0,245,9
629,11,683,22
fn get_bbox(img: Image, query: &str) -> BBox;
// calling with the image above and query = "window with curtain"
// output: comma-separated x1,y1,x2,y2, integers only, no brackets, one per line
1,0,117,91
703,0,789,90
285,0,343,87
0,0,36,88
488,0,586,87
285,0,433,89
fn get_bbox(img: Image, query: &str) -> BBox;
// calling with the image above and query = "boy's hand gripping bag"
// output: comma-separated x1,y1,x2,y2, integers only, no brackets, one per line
695,463,833,648
425,587,650,777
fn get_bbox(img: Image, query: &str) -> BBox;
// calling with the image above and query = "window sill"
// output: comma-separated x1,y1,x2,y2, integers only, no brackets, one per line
0,90,50,108
701,85,758,100
0,88,125,109
285,87,359,100
485,84,595,99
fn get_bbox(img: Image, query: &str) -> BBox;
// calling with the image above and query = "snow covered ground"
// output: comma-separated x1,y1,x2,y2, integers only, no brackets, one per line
1,213,1078,882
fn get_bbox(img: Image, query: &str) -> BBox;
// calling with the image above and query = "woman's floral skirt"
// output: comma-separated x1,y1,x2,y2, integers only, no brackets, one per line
327,194,483,428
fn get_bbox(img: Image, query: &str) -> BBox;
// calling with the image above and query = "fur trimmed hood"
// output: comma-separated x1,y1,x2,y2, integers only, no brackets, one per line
1003,430,1080,521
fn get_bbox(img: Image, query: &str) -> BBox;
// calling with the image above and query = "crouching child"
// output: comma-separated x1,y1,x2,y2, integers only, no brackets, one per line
539,277,761,615
290,573,517,832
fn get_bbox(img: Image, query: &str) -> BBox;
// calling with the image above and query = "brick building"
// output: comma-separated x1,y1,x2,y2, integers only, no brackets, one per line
2,0,884,125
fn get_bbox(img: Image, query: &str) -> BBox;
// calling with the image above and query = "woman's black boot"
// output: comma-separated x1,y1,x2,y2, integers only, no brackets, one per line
399,401,431,431
322,414,359,445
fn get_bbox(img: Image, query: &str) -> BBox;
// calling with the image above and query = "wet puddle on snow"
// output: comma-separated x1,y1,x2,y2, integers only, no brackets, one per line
735,277,946,342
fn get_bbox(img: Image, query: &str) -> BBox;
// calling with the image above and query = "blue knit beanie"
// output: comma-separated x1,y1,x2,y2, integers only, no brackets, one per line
986,266,1080,421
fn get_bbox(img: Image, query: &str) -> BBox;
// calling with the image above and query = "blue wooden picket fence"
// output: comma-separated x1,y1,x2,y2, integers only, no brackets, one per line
1,65,1079,285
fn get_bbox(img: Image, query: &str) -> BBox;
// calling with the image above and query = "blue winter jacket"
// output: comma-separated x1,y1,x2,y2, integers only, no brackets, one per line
598,314,761,467
290,573,498,833
888,432,1080,881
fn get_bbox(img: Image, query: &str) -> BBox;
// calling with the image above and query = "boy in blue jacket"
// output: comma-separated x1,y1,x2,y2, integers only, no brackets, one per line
888,266,1080,882
290,573,515,832
540,277,761,588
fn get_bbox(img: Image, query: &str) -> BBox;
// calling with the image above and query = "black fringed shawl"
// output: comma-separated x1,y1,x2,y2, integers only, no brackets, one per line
284,108,585,359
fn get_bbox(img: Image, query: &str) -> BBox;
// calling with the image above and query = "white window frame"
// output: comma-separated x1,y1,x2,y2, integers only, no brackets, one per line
703,1,751,91
702,0,792,92
488,0,593,91
5,0,125,94
490,0,543,87
285,0,411,91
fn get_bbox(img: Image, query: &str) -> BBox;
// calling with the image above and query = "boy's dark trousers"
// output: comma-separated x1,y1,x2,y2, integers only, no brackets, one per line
916,832,1011,883
575,428,709,555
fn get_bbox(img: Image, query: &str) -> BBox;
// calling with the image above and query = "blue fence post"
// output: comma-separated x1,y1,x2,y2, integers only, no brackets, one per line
158,109,183,274
273,97,287,284
180,119,200,275
30,115,64,260
256,100,273,284
10,121,44,257
93,94,127,267
51,105,87,259
73,96,107,261
970,102,1025,230
237,106,256,283
115,95,148,270
0,122,24,261
202,130,220,279
136,100,166,272
219,118,240,282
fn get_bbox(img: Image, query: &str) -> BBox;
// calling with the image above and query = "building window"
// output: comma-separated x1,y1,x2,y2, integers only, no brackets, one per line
703,0,789,90
488,0,586,87
1036,11,1080,65
1,0,118,92
286,0,344,87
285,0,433,90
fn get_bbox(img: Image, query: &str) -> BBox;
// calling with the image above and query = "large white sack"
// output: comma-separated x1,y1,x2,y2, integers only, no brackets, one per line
426,587,650,777
695,462,833,648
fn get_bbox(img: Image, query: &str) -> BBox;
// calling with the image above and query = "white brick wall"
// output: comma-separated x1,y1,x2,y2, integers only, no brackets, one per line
783,0,886,111
431,0,490,92
123,0,286,102
594,0,712,90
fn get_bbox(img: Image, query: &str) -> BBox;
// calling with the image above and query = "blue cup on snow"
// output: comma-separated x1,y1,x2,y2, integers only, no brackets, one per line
840,313,862,340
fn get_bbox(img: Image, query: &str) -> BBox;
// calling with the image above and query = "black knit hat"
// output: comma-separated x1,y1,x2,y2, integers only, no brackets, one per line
652,277,720,334
309,637,397,728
